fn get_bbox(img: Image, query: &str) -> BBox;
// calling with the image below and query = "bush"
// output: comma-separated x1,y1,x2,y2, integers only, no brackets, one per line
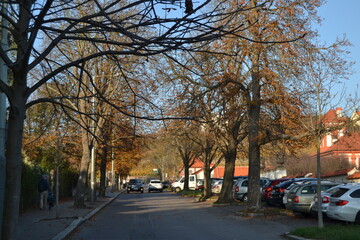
59,168,78,198
20,162,79,211
20,163,42,210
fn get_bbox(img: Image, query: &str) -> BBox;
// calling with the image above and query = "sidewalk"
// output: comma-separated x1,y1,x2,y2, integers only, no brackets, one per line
17,189,123,240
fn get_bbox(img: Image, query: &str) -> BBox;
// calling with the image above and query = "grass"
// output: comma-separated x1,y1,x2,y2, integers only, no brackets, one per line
289,225,360,240
176,189,203,197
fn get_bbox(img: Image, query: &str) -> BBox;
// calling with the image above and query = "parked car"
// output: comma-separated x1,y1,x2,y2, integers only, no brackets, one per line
162,181,171,189
327,184,360,223
285,181,339,216
171,175,198,192
269,178,316,207
233,178,269,201
261,178,291,203
282,179,319,206
210,178,223,186
127,179,144,193
211,180,223,194
148,180,163,193
311,183,360,217
195,179,204,191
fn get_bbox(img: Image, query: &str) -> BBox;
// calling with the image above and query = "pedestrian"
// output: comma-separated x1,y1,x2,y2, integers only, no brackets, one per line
47,191,55,210
38,174,49,210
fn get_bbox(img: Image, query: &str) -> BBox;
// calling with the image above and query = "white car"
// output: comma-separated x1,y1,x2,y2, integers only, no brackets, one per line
148,180,163,193
327,184,360,223
312,183,358,216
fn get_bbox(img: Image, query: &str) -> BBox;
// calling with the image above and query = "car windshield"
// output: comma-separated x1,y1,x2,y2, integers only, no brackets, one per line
331,188,349,197
276,180,294,188
324,186,340,194
129,179,141,184
151,180,161,183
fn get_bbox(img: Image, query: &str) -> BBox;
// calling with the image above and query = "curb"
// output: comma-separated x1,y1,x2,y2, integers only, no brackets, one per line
51,192,121,240
284,232,313,240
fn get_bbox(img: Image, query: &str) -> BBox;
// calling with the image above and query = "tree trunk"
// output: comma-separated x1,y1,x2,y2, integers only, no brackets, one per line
203,160,212,199
247,71,262,210
99,146,108,197
217,140,237,203
2,91,27,240
74,127,91,208
184,164,190,190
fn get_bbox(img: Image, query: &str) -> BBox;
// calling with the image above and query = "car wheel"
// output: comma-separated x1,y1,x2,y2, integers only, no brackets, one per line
127,190,130,193
242,194,248,202
355,212,360,224
160,190,163,193
175,187,181,192
148,190,151,193
141,189,144,193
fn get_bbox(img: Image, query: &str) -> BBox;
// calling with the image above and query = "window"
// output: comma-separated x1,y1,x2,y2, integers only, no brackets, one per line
190,176,195,182
241,180,248,187
301,186,315,194
331,188,349,197
350,189,360,198
289,186,300,194
260,180,268,187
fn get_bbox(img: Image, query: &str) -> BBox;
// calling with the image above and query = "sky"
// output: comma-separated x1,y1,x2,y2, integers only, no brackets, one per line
317,0,360,109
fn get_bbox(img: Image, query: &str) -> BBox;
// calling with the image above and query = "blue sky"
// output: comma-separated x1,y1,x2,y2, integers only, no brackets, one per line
317,0,360,108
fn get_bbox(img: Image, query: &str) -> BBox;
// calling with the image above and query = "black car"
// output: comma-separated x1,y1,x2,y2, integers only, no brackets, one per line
127,179,144,193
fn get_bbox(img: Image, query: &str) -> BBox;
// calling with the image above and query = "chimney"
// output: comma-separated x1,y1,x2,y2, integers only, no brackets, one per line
336,107,342,118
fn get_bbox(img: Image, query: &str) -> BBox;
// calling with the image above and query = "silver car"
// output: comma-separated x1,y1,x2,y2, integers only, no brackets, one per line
211,180,223,194
285,181,339,216
327,184,360,223
233,178,269,201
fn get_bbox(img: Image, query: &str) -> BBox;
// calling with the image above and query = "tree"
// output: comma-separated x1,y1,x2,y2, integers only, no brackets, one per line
143,134,180,181
174,123,199,191
297,45,352,228
0,0,254,238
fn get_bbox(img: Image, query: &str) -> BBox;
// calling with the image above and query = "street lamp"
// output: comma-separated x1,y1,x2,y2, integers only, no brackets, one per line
90,73,120,203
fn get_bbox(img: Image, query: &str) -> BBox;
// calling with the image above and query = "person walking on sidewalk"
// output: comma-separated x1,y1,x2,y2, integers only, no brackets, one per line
38,174,49,210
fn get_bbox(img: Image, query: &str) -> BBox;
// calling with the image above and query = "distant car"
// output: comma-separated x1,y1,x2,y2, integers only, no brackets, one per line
210,178,223,185
148,180,163,193
195,179,204,191
127,179,144,193
285,181,339,216
211,180,223,194
261,178,291,203
233,178,270,201
327,184,360,223
161,181,171,190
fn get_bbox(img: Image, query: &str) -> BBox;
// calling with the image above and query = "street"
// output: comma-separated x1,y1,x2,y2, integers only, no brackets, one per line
67,191,318,240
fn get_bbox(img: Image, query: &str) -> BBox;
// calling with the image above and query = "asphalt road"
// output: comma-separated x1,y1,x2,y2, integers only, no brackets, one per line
67,191,318,240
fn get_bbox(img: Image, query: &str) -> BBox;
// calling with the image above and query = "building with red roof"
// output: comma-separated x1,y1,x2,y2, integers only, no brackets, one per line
314,108,360,182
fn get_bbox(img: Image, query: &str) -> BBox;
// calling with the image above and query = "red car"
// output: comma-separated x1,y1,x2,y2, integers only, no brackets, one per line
261,178,290,203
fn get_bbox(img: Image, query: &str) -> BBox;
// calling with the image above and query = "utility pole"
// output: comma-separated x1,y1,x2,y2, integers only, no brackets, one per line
90,83,96,204
111,147,115,192
0,3,8,237
90,142,96,203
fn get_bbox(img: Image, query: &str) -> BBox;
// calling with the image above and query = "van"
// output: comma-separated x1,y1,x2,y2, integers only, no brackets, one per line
171,175,197,192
